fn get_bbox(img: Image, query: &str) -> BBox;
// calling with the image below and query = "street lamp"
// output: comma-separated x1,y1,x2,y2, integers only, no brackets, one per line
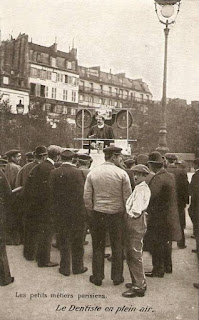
154,0,181,154
16,100,24,149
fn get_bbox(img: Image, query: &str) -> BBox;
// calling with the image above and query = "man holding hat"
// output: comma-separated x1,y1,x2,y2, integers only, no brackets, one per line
144,151,181,278
84,146,132,286
49,149,87,276
122,164,151,298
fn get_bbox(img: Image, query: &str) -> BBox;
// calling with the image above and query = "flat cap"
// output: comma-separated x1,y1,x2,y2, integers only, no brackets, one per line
103,146,122,155
165,153,178,160
132,164,150,175
5,149,20,157
148,151,163,164
76,153,92,161
136,154,149,165
34,146,47,156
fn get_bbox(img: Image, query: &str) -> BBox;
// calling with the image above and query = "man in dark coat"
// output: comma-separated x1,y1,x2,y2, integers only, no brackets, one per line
189,158,199,288
4,149,22,245
87,115,114,148
0,170,14,286
49,150,87,276
23,145,60,267
165,153,189,249
145,151,182,278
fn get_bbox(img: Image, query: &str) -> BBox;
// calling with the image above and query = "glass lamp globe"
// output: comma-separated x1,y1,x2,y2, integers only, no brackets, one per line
161,5,175,18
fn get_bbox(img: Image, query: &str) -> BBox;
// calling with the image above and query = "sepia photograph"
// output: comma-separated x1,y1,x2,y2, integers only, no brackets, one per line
0,0,198,319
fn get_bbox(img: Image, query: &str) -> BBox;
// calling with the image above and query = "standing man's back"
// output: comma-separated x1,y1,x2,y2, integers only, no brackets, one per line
84,146,132,286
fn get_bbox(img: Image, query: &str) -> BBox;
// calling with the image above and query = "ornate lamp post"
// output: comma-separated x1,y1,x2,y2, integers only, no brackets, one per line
154,0,181,154
16,100,24,150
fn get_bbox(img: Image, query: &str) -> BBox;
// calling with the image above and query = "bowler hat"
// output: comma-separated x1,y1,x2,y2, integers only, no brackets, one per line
5,149,20,157
148,151,163,164
34,146,47,156
136,154,149,165
0,158,8,166
103,146,122,155
25,152,34,159
132,164,150,175
61,149,75,160
165,153,178,161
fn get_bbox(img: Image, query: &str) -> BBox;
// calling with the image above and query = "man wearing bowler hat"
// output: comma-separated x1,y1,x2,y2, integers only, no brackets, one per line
49,149,87,276
84,146,132,286
22,145,60,266
144,151,181,278
18,146,48,259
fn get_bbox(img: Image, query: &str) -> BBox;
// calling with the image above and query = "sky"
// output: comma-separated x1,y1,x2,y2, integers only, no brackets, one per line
0,0,199,103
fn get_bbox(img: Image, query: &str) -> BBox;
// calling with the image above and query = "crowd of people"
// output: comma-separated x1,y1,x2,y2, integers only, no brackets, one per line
0,144,198,298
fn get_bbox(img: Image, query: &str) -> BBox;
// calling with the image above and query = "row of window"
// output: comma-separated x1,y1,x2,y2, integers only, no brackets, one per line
30,68,78,85
30,83,77,102
79,81,150,100
45,104,76,115
29,51,76,71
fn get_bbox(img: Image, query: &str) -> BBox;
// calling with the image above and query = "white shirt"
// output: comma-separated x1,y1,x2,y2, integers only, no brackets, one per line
126,181,151,218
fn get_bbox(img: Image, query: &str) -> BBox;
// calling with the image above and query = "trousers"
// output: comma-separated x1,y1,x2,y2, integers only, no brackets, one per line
89,211,124,282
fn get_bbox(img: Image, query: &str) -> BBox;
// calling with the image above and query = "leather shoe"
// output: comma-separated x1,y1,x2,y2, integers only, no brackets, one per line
122,288,145,298
191,235,195,239
125,282,133,289
89,275,102,286
193,283,199,289
177,245,187,249
73,267,88,275
38,262,59,267
0,277,14,286
59,269,70,276
113,277,124,286
145,272,164,278
164,267,172,274
192,249,197,253
104,253,111,258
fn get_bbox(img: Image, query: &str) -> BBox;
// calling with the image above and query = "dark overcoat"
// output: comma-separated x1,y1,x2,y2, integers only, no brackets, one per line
49,163,85,233
0,170,13,285
167,165,189,228
189,170,199,230
146,168,182,244
23,159,54,224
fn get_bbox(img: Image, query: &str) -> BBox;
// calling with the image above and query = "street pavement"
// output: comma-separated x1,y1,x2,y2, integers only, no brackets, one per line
0,210,198,320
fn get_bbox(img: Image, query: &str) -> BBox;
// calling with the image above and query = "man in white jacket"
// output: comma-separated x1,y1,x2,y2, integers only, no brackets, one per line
84,146,132,286
122,164,151,298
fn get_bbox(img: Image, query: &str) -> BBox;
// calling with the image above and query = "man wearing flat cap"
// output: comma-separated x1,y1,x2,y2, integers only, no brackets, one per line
165,153,189,249
22,145,60,266
84,146,132,286
4,149,22,245
122,164,151,298
49,149,88,276
144,151,181,278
